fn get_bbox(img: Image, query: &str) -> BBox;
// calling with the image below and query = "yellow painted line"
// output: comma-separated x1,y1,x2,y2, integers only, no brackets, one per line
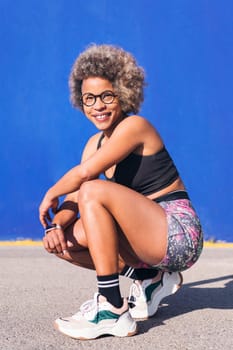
204,241,233,248
0,240,43,246
0,240,232,247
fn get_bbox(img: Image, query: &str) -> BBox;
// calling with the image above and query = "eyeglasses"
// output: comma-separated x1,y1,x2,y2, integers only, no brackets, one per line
80,90,117,107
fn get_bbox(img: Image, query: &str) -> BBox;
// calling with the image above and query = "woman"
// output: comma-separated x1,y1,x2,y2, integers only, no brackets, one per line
39,44,203,340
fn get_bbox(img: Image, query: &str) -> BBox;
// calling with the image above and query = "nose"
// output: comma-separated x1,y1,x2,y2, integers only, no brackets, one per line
93,96,106,109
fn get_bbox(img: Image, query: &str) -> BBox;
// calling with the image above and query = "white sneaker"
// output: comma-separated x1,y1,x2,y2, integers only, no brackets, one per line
128,271,183,319
54,293,137,340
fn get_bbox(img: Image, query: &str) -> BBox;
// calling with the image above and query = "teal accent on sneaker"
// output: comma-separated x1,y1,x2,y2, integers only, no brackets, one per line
54,293,138,339
90,310,120,324
145,280,161,302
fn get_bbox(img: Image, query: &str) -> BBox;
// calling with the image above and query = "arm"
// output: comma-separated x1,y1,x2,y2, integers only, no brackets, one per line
39,132,102,227
45,132,101,226
41,133,102,254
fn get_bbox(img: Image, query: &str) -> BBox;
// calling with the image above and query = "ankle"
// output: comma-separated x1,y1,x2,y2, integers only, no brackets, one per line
97,273,123,308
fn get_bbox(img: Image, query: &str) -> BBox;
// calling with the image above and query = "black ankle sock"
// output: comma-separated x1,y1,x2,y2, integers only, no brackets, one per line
120,265,159,280
97,273,123,308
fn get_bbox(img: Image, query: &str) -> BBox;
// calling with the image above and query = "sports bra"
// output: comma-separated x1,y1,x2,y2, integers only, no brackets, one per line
97,133,179,196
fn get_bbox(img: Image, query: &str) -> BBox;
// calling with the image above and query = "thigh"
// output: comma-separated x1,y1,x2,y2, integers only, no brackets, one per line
79,180,168,266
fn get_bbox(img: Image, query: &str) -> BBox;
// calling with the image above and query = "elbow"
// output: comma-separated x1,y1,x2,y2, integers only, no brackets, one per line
77,164,96,184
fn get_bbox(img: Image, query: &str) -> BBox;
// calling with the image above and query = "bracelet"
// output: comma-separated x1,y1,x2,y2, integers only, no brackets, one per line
44,223,63,234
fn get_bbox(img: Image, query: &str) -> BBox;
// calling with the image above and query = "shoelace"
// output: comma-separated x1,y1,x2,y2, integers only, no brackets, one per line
128,277,163,305
75,293,99,317
128,282,143,305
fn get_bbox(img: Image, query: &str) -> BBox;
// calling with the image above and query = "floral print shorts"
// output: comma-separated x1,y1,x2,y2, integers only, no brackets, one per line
149,199,203,272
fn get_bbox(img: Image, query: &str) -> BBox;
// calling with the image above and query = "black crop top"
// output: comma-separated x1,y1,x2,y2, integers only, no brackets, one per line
97,133,179,196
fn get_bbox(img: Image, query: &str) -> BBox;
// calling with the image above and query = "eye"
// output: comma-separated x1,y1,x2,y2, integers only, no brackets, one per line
82,93,95,106
101,91,115,103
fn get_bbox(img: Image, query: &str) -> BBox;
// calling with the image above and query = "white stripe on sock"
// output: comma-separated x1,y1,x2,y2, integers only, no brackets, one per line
124,267,135,278
98,278,119,285
98,278,119,288
98,282,119,288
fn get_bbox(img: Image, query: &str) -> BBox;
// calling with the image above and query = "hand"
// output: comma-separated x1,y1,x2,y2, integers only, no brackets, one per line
39,194,59,228
43,227,68,254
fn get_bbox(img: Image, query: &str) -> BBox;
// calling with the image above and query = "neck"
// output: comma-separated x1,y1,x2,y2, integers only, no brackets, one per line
103,113,128,138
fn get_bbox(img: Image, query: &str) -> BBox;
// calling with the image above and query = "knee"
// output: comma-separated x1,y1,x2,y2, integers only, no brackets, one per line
78,180,103,206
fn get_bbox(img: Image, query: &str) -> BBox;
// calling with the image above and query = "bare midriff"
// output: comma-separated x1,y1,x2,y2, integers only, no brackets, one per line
147,177,186,201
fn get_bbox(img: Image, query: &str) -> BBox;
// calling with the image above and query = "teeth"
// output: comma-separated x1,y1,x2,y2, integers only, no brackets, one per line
96,115,108,120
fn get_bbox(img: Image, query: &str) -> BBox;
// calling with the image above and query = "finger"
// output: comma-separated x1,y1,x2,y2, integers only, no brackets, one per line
57,230,68,252
44,231,60,253
54,229,68,254
49,231,63,254
42,236,53,253
40,215,47,228
39,210,48,228
39,210,51,228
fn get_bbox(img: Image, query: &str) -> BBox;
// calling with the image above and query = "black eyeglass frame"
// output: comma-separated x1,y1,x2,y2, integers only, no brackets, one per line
80,90,118,107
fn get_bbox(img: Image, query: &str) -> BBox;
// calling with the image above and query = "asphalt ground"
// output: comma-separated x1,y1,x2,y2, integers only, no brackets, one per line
0,245,232,350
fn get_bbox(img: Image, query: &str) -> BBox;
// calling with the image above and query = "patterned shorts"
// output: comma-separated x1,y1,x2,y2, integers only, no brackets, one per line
139,199,203,272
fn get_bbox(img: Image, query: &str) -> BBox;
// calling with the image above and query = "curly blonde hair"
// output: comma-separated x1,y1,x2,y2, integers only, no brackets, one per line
69,44,145,114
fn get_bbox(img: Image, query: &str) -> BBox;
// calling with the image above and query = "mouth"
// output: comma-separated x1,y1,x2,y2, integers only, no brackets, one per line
94,112,111,121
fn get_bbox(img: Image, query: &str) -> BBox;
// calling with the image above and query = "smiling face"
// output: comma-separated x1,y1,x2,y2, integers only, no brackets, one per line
81,77,124,135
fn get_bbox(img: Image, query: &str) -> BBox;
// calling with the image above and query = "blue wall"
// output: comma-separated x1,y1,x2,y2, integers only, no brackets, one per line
0,0,232,241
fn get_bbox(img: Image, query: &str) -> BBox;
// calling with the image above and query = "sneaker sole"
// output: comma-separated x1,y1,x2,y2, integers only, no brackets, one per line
54,311,138,340
130,272,183,320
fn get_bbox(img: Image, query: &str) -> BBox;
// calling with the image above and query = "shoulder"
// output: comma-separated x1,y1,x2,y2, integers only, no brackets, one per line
121,115,151,126
114,115,161,140
114,115,163,153
116,115,157,133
